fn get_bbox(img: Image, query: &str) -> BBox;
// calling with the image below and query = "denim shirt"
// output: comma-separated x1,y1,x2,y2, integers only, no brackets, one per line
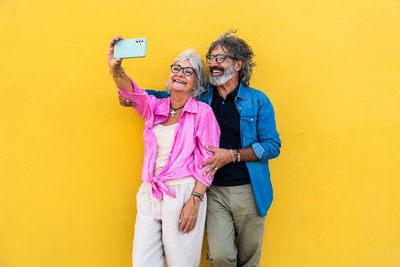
147,83,281,217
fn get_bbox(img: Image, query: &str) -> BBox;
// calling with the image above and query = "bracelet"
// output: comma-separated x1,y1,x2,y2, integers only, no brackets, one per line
237,148,241,162
192,192,204,201
110,67,125,78
229,149,236,163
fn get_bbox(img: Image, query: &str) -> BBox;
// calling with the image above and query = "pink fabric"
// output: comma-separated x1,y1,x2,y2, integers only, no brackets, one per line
118,77,220,200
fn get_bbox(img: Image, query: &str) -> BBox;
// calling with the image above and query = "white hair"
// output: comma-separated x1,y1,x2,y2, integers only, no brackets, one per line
166,49,206,99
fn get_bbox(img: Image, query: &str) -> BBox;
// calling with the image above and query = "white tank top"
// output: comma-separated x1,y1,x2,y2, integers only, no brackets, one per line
152,123,178,176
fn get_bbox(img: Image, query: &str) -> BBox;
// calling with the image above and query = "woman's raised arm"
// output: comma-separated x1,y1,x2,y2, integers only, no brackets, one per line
107,36,134,92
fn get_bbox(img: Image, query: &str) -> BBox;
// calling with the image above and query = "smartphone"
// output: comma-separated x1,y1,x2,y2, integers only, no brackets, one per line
113,38,147,59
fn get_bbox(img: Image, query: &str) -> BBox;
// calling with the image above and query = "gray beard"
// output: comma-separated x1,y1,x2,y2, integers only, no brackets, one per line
210,64,236,86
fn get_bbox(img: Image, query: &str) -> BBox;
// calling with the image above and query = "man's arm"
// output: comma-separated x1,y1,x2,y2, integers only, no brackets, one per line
200,96,281,177
250,97,281,162
199,146,258,177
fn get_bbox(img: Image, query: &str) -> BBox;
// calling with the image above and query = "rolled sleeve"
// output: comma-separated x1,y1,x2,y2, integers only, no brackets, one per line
254,98,281,162
251,143,265,159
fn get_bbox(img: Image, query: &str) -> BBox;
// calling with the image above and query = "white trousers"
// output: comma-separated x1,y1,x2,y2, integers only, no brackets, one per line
132,179,207,267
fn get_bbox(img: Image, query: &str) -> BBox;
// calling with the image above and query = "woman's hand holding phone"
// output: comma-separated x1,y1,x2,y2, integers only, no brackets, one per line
107,36,124,73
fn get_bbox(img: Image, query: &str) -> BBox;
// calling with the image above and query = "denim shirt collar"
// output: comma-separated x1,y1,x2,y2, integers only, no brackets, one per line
236,83,248,101
205,82,248,101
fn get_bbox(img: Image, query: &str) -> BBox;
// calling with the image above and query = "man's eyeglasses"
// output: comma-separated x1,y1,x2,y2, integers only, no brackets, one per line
170,64,196,76
206,54,238,64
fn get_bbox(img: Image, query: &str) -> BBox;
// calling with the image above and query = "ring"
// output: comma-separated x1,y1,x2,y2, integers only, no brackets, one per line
215,167,218,171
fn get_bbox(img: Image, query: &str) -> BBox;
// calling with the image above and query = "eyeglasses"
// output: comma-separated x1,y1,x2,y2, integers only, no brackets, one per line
170,64,196,76
206,54,238,64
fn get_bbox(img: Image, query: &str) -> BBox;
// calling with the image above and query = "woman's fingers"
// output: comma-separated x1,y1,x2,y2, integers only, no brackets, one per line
179,220,185,232
183,221,192,233
179,202,199,234
179,214,191,232
188,217,198,233
178,212,186,232
178,195,202,233
110,36,124,47
107,36,124,69
181,217,197,233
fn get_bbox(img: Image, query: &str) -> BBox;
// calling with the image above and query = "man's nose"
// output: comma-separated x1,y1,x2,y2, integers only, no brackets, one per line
209,59,219,67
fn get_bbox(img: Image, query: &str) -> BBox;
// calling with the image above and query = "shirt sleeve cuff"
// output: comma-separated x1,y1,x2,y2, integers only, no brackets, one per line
251,143,264,160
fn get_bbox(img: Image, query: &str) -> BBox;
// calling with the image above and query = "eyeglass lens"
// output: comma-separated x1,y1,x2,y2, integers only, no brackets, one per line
171,65,194,76
206,54,229,64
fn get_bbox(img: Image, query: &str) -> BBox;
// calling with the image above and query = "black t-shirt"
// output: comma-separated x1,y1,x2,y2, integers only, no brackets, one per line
210,86,250,186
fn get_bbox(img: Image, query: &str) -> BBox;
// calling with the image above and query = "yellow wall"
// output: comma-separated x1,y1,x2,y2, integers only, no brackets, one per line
1,0,399,266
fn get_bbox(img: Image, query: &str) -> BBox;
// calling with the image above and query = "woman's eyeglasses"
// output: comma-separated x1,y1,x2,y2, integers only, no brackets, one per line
170,64,196,76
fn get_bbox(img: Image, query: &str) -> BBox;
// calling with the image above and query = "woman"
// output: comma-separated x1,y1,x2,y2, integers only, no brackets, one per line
107,36,220,267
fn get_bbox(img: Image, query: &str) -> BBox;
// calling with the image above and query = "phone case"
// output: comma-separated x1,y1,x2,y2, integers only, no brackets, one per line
113,38,147,58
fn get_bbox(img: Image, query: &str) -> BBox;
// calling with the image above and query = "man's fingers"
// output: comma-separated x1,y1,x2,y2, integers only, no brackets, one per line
118,94,129,102
204,163,219,176
119,96,129,103
118,94,135,107
208,162,219,175
205,146,217,153
203,164,214,176
200,158,213,168
211,166,219,177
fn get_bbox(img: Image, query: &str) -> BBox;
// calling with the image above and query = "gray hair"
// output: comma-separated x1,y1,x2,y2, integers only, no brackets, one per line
166,49,206,99
207,30,255,87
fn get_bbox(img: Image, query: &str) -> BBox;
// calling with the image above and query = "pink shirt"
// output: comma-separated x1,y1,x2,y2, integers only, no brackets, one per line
118,78,220,200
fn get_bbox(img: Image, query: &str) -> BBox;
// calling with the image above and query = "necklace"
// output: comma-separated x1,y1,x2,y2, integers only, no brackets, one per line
170,102,185,118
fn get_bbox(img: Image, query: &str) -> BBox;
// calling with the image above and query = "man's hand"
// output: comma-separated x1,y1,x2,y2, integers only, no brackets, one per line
200,146,232,177
118,93,135,107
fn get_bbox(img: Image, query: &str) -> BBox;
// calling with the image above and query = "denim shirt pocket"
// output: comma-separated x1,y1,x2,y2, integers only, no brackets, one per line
242,115,258,140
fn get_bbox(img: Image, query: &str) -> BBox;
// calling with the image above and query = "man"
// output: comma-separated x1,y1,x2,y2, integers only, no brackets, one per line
119,31,281,266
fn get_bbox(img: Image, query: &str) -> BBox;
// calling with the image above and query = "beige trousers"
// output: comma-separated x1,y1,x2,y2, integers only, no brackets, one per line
132,180,207,267
206,184,266,267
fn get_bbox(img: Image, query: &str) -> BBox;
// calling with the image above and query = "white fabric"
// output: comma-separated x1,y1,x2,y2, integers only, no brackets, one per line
165,177,196,185
132,181,207,267
152,123,178,176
